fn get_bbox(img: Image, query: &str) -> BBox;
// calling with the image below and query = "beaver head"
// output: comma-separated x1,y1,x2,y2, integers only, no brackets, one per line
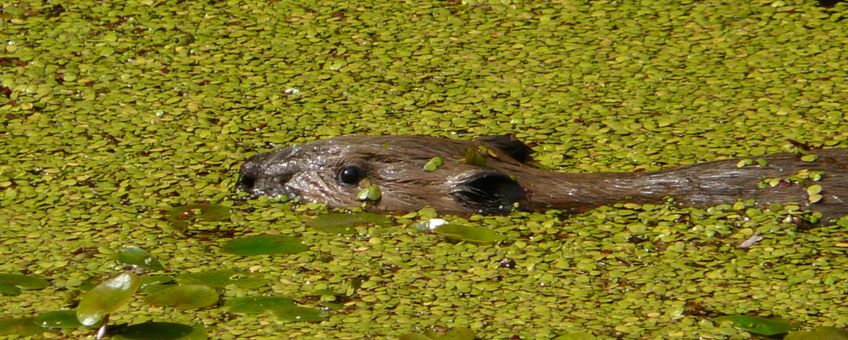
238,135,533,214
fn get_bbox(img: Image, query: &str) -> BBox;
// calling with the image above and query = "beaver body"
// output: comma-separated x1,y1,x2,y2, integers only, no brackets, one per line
238,135,848,221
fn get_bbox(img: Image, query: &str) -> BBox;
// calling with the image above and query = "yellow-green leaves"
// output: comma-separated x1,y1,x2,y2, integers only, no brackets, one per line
221,235,308,256
423,156,444,171
76,273,141,327
356,179,382,202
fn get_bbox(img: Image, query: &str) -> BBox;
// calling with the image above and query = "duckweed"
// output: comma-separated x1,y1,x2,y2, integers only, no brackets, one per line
1,0,847,338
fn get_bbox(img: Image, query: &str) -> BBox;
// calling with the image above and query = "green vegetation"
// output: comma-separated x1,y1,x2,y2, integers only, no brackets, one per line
1,0,847,338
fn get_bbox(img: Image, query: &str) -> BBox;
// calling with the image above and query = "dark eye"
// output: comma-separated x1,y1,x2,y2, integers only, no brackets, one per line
338,165,364,185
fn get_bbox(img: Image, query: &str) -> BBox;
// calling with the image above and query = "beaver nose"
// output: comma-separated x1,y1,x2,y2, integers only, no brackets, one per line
238,162,260,193
237,149,299,197
238,152,275,194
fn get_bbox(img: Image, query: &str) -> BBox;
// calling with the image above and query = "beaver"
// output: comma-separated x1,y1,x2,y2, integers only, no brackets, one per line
238,135,848,221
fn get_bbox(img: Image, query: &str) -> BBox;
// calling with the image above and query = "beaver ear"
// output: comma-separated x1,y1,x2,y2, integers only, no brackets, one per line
476,135,534,163
452,172,526,214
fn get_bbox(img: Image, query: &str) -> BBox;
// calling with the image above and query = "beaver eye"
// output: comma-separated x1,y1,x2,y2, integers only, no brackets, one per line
338,165,364,185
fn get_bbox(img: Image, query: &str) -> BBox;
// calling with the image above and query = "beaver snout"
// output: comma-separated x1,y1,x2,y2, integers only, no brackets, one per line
237,150,298,197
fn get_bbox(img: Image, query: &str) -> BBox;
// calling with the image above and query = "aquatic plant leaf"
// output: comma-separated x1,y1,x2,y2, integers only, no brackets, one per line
165,203,231,231
225,296,295,314
76,272,141,327
440,327,476,340
784,326,848,340
305,212,393,234
400,327,476,340
112,321,206,340
273,304,325,322
0,317,42,336
140,275,176,291
553,331,597,340
176,269,267,289
715,315,796,336
0,273,49,290
34,310,83,329
143,284,219,309
433,224,505,244
225,296,325,321
0,283,21,296
114,246,165,270
464,146,487,166
356,184,382,201
221,235,308,256
423,156,444,171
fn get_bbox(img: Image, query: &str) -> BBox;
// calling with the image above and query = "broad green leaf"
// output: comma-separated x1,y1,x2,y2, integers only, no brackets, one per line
305,212,393,234
114,246,165,270
144,284,219,309
76,273,141,327
0,273,49,290
0,317,42,336
715,315,796,336
140,275,175,291
0,283,21,296
221,235,308,256
176,269,267,289
34,310,83,329
112,321,206,340
225,296,295,314
433,224,505,244
225,296,325,322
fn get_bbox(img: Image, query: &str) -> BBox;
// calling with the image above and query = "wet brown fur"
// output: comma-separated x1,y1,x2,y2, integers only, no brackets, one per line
239,135,848,221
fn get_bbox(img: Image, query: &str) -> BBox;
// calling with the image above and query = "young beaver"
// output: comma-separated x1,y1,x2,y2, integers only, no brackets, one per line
238,135,848,222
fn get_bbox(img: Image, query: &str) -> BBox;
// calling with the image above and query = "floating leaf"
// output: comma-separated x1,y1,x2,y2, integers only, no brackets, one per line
140,275,176,291
715,315,796,336
440,327,476,340
0,273,49,293
736,159,753,168
114,246,165,270
464,147,487,166
221,235,308,256
165,202,231,231
225,296,294,314
0,283,21,296
176,269,267,289
433,224,505,244
144,284,219,309
423,156,444,171
553,331,597,340
111,321,206,340
400,327,476,340
785,327,848,340
800,154,819,162
356,183,382,202
225,296,325,322
76,272,141,327
0,317,42,336
305,212,393,234
34,310,83,329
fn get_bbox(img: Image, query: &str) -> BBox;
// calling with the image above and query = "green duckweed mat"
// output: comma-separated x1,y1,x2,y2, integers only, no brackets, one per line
1,0,847,338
